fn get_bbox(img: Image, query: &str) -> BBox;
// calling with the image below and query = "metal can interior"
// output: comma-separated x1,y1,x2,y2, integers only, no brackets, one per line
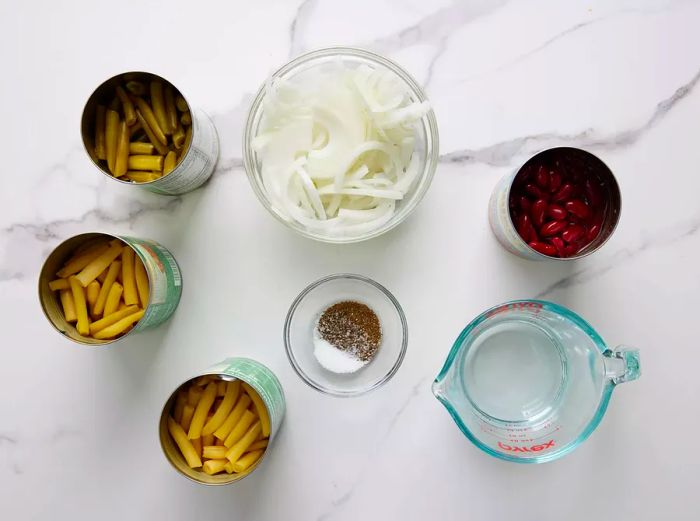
507,147,621,261
80,71,193,187
158,372,274,486
38,232,154,346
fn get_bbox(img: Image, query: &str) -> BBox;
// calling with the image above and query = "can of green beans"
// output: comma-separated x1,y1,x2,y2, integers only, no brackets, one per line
38,232,182,346
158,358,285,485
81,71,219,195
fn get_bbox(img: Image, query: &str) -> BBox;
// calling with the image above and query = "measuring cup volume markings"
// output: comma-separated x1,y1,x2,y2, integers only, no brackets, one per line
432,300,640,463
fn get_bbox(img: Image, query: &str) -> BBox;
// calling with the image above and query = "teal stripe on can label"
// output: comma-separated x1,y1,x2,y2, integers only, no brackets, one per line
118,236,183,329
206,358,286,440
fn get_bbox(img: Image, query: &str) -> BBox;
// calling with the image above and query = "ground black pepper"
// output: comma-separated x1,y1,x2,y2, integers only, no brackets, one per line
317,301,381,362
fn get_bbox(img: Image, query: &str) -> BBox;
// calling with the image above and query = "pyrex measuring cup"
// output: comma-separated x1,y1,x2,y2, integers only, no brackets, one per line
433,300,640,463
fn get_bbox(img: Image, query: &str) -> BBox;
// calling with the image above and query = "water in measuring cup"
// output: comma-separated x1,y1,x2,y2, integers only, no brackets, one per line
461,319,566,422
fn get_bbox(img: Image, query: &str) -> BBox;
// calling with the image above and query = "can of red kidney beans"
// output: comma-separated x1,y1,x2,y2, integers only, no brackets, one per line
38,232,182,346
488,147,621,260
81,71,219,195
158,357,285,486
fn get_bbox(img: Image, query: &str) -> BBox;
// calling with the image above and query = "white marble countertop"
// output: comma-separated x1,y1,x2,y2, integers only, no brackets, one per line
2,0,699,519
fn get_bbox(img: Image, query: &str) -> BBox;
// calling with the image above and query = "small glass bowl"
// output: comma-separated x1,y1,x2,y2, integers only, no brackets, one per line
243,47,440,244
284,274,408,396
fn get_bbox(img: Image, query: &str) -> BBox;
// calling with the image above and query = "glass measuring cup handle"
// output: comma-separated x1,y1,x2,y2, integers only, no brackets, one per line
603,345,641,385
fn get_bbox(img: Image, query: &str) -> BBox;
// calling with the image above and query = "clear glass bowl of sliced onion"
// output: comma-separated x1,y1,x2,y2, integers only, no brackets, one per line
243,47,439,243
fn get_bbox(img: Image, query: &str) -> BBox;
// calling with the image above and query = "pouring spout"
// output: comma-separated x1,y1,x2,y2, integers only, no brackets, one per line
431,379,446,400
603,345,641,385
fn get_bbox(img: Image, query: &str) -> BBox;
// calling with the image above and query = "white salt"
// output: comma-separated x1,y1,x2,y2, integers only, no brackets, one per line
313,328,367,374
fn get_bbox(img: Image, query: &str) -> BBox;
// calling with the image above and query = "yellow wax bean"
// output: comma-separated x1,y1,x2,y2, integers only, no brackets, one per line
180,111,191,126
202,381,241,436
167,417,202,469
203,459,227,475
165,86,178,133
214,394,250,441
49,278,69,291
128,155,163,172
118,302,127,310
92,309,144,339
192,437,203,459
224,461,235,474
96,268,108,283
59,289,77,322
94,105,107,160
188,382,217,440
103,282,123,317
188,386,203,406
202,433,214,448
75,241,123,287
232,449,264,473
68,276,90,336
150,81,171,135
56,242,109,278
243,383,271,438
181,404,195,431
224,410,255,448
163,151,177,175
114,120,129,177
226,421,261,464
125,80,146,96
115,86,136,126
134,256,149,308
105,109,120,174
175,95,188,112
180,125,192,161
128,142,154,155
133,97,167,145
193,376,213,387
89,305,138,335
86,280,100,314
134,109,169,155
120,247,138,306
173,392,187,424
92,260,121,317
217,381,227,397
126,171,160,183
172,123,186,149
202,446,228,460
246,439,269,452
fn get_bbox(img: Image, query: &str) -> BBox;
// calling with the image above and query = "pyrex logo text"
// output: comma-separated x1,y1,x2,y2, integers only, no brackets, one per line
497,440,555,453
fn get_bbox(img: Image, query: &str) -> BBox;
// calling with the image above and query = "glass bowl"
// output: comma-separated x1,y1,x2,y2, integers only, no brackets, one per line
243,47,440,244
284,274,408,396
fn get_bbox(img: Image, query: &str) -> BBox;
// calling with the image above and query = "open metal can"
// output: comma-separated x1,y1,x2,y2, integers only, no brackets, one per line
38,232,182,346
488,147,621,260
159,358,285,485
81,71,219,195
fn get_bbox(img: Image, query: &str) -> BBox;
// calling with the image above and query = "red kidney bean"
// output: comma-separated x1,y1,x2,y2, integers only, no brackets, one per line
564,199,590,219
530,199,547,227
561,224,585,243
552,183,574,202
518,196,531,212
528,241,557,256
585,223,601,242
585,178,602,207
549,170,562,192
535,166,549,190
546,204,567,220
550,236,566,257
516,213,537,242
525,183,546,200
540,220,567,237
563,244,580,257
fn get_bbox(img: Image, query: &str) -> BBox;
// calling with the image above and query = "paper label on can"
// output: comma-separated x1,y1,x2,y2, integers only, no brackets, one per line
119,236,182,329
147,108,220,195
208,358,286,440
488,171,540,260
